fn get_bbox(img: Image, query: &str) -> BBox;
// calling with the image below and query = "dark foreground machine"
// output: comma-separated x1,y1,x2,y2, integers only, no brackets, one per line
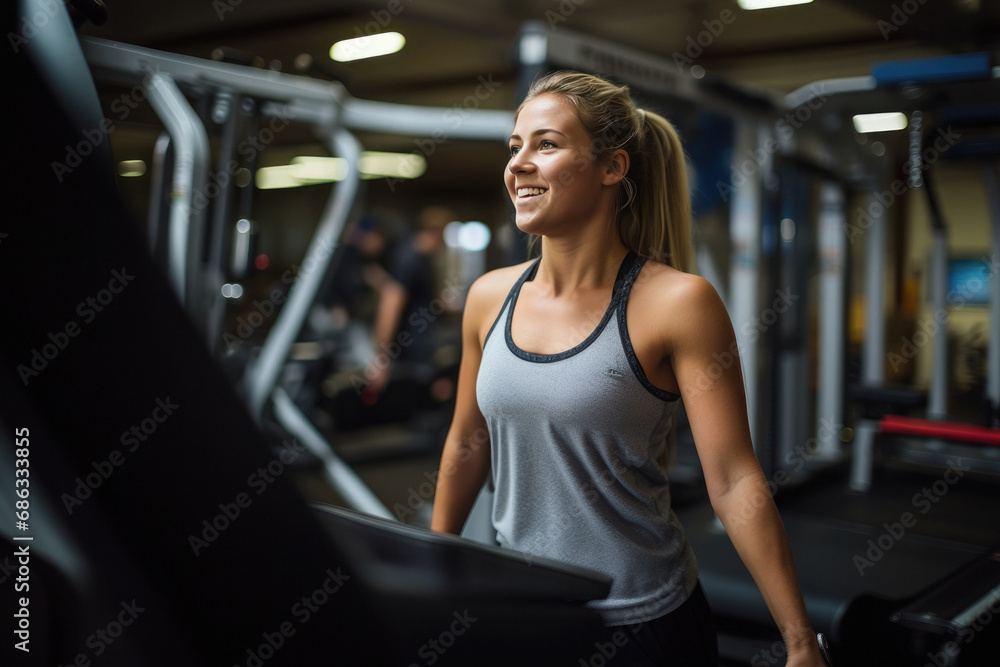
0,2,610,665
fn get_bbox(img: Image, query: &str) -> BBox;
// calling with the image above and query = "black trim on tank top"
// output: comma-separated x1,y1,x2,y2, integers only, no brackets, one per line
482,256,540,349
617,261,681,402
504,251,640,363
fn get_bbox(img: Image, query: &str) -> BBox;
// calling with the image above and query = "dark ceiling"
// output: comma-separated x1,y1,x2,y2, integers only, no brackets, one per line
82,0,1000,108
79,0,1000,207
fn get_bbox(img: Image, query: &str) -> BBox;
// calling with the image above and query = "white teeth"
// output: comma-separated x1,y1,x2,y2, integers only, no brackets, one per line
518,187,547,197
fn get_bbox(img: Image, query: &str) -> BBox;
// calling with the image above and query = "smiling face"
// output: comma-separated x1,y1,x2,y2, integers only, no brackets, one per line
505,93,622,239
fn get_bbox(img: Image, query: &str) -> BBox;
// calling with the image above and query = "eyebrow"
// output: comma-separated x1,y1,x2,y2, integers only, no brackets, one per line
508,128,568,142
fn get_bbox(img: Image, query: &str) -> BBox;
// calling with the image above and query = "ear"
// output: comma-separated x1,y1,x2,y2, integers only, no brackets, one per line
602,150,630,186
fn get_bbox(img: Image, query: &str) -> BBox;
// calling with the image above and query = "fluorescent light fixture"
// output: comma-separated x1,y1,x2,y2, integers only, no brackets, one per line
852,112,908,134
256,165,307,190
117,160,146,177
359,152,427,180
737,0,812,9
256,158,346,189
257,153,427,189
291,156,349,182
330,32,405,62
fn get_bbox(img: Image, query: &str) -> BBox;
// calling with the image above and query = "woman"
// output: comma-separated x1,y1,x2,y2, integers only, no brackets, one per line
431,71,826,666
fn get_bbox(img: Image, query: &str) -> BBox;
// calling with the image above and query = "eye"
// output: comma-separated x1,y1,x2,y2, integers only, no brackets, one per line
509,144,521,157
540,139,557,149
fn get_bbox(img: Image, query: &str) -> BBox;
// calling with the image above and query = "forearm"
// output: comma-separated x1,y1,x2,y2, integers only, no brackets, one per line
711,472,818,657
372,281,406,352
430,430,491,534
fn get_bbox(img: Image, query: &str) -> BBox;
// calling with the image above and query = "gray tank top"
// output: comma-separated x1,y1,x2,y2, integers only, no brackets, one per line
477,251,699,626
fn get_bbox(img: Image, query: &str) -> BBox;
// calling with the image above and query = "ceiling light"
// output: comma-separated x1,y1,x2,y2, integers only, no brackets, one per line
117,160,146,177
256,164,322,190
737,0,813,9
257,153,428,189
359,152,427,180
291,156,349,182
330,32,405,62
852,112,908,134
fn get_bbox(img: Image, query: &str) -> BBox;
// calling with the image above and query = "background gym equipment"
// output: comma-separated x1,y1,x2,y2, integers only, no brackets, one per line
846,59,1000,491
510,26,1000,665
1,2,615,664
8,1,1000,665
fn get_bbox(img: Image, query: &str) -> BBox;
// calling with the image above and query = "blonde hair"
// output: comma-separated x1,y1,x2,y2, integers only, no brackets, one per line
517,71,695,468
517,71,694,273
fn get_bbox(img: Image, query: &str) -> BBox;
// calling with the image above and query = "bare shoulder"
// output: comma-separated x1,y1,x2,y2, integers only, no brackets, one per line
468,261,533,303
632,261,731,340
464,260,535,340
634,261,722,307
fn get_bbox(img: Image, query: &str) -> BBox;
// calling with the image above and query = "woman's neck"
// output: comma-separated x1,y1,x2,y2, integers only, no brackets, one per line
535,228,629,296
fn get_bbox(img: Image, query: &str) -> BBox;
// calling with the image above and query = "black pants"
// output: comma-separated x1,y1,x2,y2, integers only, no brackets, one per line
579,582,719,666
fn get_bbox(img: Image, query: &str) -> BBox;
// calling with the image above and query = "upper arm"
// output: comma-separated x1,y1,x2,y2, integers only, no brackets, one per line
667,277,762,499
447,279,491,441
444,266,524,450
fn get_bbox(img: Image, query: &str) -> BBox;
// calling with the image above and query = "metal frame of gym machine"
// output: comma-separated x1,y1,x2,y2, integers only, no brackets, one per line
782,52,1000,666
6,2,636,662
82,36,514,521
789,54,1000,492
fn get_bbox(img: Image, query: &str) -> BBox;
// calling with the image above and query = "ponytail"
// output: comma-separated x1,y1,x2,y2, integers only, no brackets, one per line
517,71,694,274
620,109,694,273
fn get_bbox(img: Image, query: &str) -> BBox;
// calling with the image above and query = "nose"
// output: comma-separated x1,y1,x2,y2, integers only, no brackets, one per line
507,148,533,175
